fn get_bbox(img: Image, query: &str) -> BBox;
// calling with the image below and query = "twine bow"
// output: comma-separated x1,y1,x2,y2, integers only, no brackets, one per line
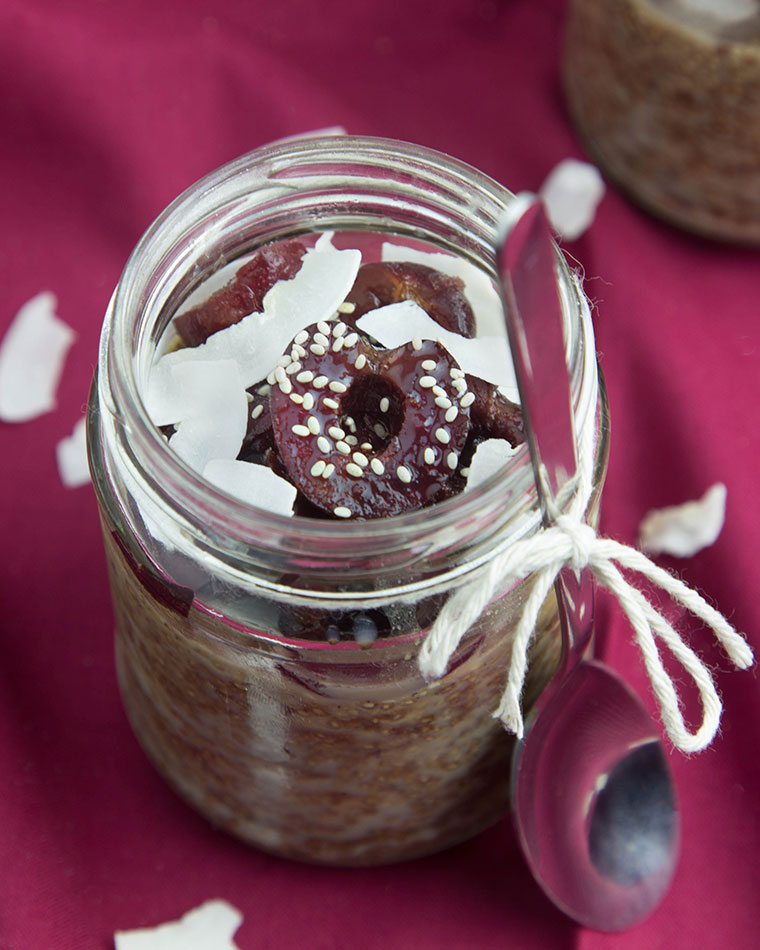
418,494,753,755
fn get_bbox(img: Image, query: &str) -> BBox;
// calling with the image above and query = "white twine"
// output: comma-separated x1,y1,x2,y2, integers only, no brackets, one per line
418,474,754,755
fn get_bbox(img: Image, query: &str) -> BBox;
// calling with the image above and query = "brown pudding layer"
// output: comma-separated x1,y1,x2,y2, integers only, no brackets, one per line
563,0,760,243
104,522,561,866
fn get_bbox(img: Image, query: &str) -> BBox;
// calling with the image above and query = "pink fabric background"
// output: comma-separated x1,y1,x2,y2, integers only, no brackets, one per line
1,1,758,947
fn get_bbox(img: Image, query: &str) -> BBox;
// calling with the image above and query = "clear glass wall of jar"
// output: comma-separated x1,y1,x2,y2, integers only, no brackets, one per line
87,136,609,866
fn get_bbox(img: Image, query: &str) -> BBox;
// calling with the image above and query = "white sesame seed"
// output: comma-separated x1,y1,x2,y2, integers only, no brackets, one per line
266,372,276,386
302,393,315,410
460,467,470,478
314,332,330,348
345,434,358,445
258,384,271,396
307,416,321,435
292,343,307,358
419,376,437,389
450,367,465,379
396,465,413,483
373,423,386,438
313,375,329,389
278,379,292,394
289,392,304,405
424,447,436,465
317,436,331,453
333,322,347,337
311,460,326,477
421,359,437,371
361,442,373,451
346,462,364,478
370,458,385,475
318,321,331,336
412,337,422,350
435,395,452,409
343,332,358,348
354,353,367,370
277,354,292,368
310,344,326,356
460,391,475,408
336,440,351,455
431,384,446,398
296,370,314,383
274,365,288,384
447,451,458,470
328,426,345,440
332,338,345,352
292,424,310,437
352,452,369,467
322,463,335,478
445,406,459,422
286,360,302,375
453,378,467,394
334,506,352,518
294,330,309,345
323,397,339,410
379,397,390,413
345,416,356,431
338,301,356,314
329,380,348,393
251,404,264,420
435,427,451,444
246,391,254,403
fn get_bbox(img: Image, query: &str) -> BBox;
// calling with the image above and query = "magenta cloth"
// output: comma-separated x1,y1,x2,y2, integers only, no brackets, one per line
1,1,758,947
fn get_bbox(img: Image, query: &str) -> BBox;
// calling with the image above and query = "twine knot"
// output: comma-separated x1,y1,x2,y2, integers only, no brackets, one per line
418,505,753,754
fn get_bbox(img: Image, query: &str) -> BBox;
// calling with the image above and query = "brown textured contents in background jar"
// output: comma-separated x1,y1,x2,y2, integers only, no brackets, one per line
563,0,760,243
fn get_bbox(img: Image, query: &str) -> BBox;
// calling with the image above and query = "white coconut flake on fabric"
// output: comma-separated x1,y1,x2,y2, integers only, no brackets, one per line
639,483,727,558
0,292,76,422
464,438,522,491
539,159,605,240
381,241,505,337
56,415,90,488
356,300,519,399
114,899,243,950
203,459,297,515
150,241,361,390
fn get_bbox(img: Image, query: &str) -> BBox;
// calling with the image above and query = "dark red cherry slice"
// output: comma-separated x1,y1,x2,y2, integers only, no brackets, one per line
345,261,476,338
174,239,307,346
269,323,472,519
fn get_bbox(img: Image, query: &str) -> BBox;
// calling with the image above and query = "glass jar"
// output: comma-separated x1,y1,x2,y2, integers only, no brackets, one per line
563,0,760,244
87,135,609,866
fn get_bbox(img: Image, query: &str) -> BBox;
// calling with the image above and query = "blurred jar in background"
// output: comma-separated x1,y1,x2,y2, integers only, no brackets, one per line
563,0,760,244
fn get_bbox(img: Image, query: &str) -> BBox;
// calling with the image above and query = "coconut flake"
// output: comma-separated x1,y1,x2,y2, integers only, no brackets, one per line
464,438,521,491
356,300,519,398
114,899,243,950
639,483,727,558
539,159,605,241
0,292,76,422
381,242,504,337
56,416,90,488
677,0,758,23
151,242,361,390
160,360,248,472
203,459,297,515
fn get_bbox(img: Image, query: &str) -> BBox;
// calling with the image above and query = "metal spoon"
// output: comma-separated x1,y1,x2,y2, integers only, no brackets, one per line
497,196,680,932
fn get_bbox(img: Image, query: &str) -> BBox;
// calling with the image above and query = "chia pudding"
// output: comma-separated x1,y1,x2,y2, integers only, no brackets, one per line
563,0,760,243
88,137,607,865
